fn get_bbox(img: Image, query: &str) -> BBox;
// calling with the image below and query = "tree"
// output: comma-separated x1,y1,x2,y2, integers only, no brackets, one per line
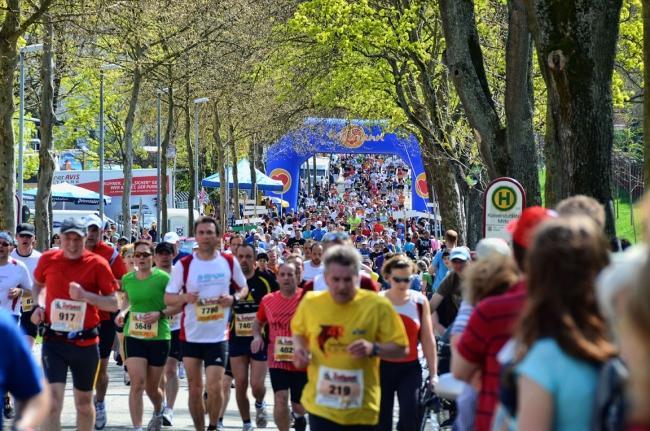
525,0,623,235
644,0,650,187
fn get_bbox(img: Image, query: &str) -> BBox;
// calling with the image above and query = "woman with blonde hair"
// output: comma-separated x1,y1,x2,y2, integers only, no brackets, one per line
514,217,616,431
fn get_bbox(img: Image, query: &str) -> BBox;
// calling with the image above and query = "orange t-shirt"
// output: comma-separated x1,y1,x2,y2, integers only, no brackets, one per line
34,249,117,346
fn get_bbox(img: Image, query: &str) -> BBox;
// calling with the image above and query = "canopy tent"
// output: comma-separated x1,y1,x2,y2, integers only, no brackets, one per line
267,196,289,208
23,182,112,205
202,159,283,192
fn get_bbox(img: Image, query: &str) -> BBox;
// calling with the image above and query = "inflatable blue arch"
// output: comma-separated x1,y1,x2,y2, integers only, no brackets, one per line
266,118,431,212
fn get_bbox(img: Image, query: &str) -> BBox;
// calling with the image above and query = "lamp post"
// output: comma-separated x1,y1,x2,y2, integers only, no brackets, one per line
157,88,168,235
98,63,119,223
193,97,209,212
18,43,43,209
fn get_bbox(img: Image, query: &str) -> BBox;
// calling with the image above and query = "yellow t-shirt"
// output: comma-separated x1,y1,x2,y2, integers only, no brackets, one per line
291,289,408,425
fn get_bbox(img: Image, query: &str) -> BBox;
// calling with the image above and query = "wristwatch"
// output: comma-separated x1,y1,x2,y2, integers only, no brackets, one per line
371,343,380,357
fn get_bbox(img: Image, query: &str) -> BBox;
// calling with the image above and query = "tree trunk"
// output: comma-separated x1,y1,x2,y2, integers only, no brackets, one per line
313,155,317,189
505,0,541,206
0,35,19,231
212,103,227,230
249,134,257,207
121,65,142,237
229,122,240,220
525,0,623,236
185,84,195,235
644,0,650,189
161,82,173,237
35,14,55,251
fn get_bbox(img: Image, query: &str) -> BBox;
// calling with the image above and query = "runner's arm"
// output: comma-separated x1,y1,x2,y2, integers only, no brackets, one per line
292,334,310,369
347,339,408,360
76,288,118,312
451,348,479,382
164,292,197,307
420,297,438,377
15,378,50,431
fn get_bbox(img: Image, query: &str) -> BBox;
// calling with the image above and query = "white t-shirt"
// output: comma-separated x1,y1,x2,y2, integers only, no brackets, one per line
0,259,32,315
10,249,41,288
302,260,324,281
166,252,247,343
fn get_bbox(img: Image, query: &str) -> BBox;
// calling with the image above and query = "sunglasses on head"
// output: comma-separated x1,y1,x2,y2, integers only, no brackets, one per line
134,252,152,258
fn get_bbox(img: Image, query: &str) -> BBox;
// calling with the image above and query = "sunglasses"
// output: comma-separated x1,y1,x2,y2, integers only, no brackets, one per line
18,234,33,238
392,276,411,284
134,252,152,258
0,242,11,247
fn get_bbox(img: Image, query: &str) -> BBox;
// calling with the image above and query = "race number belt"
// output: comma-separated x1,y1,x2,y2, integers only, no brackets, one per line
50,299,87,333
274,336,294,362
316,366,364,409
195,298,224,322
234,313,256,337
128,313,158,339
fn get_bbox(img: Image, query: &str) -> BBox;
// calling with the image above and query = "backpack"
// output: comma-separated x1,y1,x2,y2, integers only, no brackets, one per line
179,252,238,295
591,357,628,431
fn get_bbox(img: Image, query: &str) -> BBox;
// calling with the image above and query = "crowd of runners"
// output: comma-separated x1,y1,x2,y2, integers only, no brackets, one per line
1,154,650,431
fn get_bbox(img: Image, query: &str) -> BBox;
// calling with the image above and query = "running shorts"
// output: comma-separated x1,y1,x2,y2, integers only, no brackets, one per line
124,337,170,367
269,368,307,403
98,318,116,359
168,330,182,361
229,336,267,361
42,340,100,392
182,341,228,369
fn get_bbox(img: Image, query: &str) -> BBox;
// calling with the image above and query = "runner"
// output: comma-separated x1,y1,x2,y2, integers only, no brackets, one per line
11,223,42,347
117,243,136,386
30,217,118,431
377,255,438,431
252,261,307,431
230,243,278,430
162,232,189,264
302,244,323,281
164,216,248,431
291,245,409,430
85,216,128,430
153,241,182,427
0,231,33,419
115,240,174,431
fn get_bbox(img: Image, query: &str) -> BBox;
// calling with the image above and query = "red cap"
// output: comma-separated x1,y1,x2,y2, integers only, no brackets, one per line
507,206,556,248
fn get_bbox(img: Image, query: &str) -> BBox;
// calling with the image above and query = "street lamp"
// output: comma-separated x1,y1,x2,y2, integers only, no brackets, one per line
157,88,169,235
98,63,119,223
193,97,209,213
18,43,43,210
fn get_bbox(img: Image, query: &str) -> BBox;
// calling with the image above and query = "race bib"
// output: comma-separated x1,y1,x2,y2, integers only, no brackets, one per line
316,366,363,409
50,299,87,332
274,336,294,362
21,293,34,312
195,298,224,322
235,313,256,337
169,313,181,329
128,313,158,339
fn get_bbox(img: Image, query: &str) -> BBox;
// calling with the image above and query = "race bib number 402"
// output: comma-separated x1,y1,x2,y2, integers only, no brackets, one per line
129,313,158,339
195,298,224,322
274,336,294,362
50,299,86,332
316,366,363,409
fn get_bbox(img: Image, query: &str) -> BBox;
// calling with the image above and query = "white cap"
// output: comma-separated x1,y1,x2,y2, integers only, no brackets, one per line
163,232,180,244
85,215,104,229
475,238,511,260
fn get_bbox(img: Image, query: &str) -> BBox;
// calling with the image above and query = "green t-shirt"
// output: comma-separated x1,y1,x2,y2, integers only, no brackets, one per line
122,268,171,340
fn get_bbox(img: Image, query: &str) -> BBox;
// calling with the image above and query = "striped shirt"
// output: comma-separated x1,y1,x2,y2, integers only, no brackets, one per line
256,288,305,371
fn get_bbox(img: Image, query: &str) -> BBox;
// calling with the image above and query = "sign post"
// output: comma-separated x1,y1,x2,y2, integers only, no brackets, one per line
483,177,526,242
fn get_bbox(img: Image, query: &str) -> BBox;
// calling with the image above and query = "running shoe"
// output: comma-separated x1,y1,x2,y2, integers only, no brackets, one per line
161,407,173,427
217,420,225,431
242,423,254,431
94,401,107,430
3,397,13,420
178,362,186,379
146,413,163,431
255,402,268,428
294,416,307,431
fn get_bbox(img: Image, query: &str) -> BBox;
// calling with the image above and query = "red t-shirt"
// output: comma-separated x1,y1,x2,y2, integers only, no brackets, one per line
34,249,117,346
256,289,305,371
90,241,126,320
456,281,527,431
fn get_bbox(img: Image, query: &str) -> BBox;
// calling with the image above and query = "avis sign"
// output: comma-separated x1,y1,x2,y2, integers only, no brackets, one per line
483,177,526,242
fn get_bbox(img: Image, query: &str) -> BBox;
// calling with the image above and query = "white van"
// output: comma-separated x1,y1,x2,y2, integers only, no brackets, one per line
52,210,119,234
166,208,200,238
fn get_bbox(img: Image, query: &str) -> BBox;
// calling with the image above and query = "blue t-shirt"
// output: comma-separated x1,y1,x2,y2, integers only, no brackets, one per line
515,338,599,431
0,310,42,428
432,250,448,291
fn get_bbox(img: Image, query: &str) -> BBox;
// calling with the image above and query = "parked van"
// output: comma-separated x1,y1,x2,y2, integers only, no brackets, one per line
166,208,200,238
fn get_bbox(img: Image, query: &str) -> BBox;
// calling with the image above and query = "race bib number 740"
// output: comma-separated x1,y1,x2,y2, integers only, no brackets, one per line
316,367,363,409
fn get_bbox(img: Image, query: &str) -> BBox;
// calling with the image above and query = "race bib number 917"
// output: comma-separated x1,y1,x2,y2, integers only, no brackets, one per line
195,298,224,322
128,313,158,339
50,299,86,332
316,366,363,409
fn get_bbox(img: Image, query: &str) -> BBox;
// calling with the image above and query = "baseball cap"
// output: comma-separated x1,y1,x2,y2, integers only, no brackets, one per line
163,232,180,244
449,246,471,262
475,238,511,260
507,206,557,248
0,231,14,244
85,215,103,229
16,223,35,237
60,217,87,236
155,242,175,254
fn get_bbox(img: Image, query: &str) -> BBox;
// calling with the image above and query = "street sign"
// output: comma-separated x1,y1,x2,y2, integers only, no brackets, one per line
483,177,526,242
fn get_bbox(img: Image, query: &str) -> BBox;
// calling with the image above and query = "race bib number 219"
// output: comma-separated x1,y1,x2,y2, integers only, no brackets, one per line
316,366,363,409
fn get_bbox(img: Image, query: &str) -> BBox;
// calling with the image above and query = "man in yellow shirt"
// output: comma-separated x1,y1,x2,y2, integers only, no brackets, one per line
291,245,408,430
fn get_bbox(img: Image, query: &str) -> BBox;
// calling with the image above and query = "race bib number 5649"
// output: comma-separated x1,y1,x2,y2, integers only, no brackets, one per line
316,367,363,409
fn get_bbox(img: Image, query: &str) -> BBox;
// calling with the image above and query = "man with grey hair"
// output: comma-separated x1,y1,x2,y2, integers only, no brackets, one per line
291,245,408,430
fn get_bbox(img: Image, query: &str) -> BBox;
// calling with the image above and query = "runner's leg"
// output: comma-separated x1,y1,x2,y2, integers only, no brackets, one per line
273,390,290,431
72,389,95,431
163,357,179,409
250,359,267,406
145,365,165,414
184,357,205,430
42,383,64,431
219,374,233,425
230,355,251,422
205,365,226,428
126,357,147,428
